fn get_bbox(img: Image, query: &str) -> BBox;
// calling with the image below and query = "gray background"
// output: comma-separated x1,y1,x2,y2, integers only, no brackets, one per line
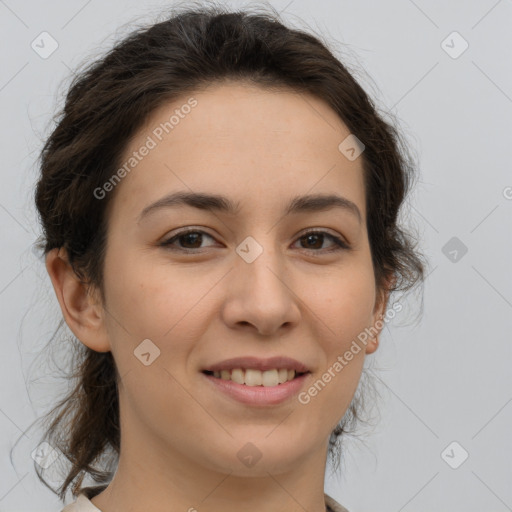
1,0,511,511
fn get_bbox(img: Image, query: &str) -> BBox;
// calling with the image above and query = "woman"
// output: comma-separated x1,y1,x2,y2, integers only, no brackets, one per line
33,4,425,511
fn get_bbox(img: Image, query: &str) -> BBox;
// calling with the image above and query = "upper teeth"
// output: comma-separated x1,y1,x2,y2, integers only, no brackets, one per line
213,368,298,386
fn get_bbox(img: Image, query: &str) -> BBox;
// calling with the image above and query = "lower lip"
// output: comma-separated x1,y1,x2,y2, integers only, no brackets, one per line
202,372,311,406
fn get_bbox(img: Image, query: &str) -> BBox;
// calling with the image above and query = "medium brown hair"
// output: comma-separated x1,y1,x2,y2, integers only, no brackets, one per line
27,2,425,501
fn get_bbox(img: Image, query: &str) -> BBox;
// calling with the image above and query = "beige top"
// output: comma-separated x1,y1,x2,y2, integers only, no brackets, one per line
61,490,349,512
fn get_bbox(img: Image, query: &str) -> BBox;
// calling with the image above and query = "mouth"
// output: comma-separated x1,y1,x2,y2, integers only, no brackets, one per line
200,356,312,405
201,369,312,406
202,368,310,387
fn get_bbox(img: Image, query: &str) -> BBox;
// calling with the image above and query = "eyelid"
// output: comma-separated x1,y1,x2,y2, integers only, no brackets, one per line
160,227,350,253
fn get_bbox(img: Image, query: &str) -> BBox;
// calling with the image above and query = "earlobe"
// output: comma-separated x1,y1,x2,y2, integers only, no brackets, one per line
45,247,111,353
364,315,382,355
365,276,394,355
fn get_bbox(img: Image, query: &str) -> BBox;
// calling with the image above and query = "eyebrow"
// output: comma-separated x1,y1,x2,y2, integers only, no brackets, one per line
137,191,362,224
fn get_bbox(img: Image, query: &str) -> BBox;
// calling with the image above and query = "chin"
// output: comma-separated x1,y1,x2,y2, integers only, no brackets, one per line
228,435,313,476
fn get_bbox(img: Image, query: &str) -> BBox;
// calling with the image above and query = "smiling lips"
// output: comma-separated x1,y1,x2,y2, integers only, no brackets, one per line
202,355,310,373
202,355,310,387
201,355,312,404
202,370,311,406
206,368,301,387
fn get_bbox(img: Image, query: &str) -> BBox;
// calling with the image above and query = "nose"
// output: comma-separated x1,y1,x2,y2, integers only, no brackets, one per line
220,236,301,337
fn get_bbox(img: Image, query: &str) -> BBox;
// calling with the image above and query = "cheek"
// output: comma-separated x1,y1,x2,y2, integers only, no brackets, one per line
305,263,377,346
296,269,375,430
102,251,218,364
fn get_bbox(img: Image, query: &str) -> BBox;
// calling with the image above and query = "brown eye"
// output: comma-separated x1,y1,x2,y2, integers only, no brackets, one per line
160,230,216,251
160,228,349,254
294,230,349,253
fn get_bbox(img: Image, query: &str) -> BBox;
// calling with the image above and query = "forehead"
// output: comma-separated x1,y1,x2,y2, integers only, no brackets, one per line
109,81,366,224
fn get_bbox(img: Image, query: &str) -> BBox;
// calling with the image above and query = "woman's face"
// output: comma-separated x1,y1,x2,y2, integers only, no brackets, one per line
94,82,386,476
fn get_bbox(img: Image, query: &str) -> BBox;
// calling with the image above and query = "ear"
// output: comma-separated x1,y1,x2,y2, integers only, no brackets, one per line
45,247,111,353
365,273,396,355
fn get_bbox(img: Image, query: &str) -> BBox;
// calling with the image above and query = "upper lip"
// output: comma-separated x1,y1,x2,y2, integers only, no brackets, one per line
202,356,310,373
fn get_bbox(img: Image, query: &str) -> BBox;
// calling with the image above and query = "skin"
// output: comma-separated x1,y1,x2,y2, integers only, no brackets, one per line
46,81,389,512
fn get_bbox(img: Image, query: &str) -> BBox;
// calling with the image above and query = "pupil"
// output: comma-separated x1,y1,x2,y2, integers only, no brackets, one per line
304,234,322,249
182,232,201,248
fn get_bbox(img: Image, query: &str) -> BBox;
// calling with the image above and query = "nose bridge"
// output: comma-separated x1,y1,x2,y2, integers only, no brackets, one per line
227,231,299,332
235,232,287,295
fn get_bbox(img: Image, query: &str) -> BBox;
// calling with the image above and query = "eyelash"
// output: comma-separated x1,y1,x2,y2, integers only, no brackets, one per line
159,228,350,254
